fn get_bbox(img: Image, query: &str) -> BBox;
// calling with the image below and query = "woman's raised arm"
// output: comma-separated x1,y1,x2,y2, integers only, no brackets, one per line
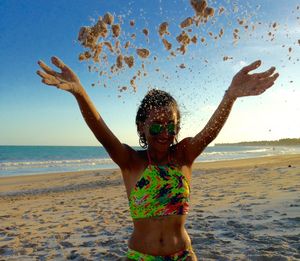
37,56,133,168
181,60,279,164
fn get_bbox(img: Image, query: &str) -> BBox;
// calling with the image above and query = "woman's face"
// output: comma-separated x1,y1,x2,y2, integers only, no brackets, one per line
142,106,179,151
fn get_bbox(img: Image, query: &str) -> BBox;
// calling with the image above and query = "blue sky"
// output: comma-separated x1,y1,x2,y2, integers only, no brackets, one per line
0,0,299,146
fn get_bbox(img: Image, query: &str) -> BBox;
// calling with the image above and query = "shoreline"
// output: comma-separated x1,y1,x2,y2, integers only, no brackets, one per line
1,153,299,180
2,144,300,178
1,154,299,260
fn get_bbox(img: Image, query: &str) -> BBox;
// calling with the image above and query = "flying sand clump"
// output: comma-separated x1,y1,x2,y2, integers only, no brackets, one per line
190,0,215,24
136,49,150,59
158,22,170,37
77,1,297,94
77,2,218,91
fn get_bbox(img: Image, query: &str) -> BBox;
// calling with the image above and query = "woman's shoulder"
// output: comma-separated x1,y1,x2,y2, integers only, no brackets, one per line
171,138,194,166
122,145,148,168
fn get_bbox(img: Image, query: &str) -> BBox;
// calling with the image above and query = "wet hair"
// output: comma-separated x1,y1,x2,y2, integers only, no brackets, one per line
136,89,181,148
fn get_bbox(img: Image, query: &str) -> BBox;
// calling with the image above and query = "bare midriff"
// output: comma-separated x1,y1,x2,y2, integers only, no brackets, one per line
128,215,191,256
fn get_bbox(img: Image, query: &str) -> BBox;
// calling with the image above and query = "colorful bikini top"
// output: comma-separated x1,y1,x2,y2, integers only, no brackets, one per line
129,151,190,219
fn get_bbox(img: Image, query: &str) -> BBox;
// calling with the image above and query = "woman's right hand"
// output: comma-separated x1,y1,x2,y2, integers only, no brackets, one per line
37,56,84,94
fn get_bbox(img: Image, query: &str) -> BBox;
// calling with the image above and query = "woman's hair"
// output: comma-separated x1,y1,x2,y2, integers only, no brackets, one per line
136,89,181,148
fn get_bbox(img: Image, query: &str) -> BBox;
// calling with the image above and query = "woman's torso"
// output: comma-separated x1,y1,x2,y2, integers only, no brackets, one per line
121,147,193,255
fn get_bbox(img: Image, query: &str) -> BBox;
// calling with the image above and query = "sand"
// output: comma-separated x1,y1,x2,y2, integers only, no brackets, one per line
0,154,299,260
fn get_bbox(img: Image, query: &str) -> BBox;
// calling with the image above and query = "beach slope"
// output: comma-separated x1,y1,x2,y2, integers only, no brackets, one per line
0,154,299,260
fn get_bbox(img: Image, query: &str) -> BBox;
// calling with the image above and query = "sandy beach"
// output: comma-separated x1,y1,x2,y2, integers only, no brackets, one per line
0,154,299,260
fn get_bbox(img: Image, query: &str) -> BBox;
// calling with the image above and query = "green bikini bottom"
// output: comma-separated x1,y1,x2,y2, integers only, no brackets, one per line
126,247,195,260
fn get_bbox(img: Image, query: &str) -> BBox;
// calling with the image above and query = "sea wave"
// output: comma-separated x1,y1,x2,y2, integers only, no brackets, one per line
0,158,114,169
0,158,117,176
1,145,300,177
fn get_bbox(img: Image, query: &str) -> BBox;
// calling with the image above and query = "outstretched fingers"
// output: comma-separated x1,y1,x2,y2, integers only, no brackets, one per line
252,66,276,79
51,56,76,78
241,60,261,74
38,60,58,77
36,70,60,86
256,72,279,93
51,56,70,72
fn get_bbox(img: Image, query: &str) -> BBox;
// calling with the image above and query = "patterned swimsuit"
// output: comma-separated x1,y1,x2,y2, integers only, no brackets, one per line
129,163,190,219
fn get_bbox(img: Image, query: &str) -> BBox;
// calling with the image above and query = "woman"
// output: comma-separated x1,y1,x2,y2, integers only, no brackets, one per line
37,57,278,260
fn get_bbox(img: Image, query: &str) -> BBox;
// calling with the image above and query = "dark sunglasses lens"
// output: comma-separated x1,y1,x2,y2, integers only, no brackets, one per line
149,124,163,135
167,123,176,135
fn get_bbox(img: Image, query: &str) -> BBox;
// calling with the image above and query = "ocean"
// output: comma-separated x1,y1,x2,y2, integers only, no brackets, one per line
1,145,300,177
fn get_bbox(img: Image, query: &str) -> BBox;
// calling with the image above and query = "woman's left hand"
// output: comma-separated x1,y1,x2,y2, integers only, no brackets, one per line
226,60,279,99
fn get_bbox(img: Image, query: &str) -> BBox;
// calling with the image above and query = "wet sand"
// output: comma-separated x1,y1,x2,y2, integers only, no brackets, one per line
0,154,299,260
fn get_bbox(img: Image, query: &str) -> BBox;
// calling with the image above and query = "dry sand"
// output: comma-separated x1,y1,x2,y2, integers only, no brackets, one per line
0,154,299,260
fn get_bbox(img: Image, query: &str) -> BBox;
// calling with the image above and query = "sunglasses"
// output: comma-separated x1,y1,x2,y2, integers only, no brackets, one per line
149,123,177,136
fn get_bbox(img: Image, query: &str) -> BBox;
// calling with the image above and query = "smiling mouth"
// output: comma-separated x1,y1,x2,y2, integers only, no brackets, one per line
157,139,169,144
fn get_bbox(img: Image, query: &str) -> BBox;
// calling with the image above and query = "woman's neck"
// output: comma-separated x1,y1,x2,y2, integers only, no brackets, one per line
147,148,170,165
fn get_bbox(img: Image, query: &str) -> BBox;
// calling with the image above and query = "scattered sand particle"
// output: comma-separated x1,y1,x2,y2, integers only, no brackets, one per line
110,64,116,73
94,18,109,38
103,12,114,25
78,27,98,49
162,38,172,50
131,33,136,39
124,56,134,68
103,41,114,52
130,20,135,26
124,41,130,49
179,63,186,69
159,22,170,37
115,40,121,52
190,0,207,16
178,45,187,54
136,48,150,58
223,56,233,61
116,54,123,69
219,28,224,38
79,51,92,61
180,17,193,28
130,77,137,92
204,7,215,18
142,28,149,36
233,28,239,41
176,31,191,45
238,19,245,25
112,24,121,37
118,86,128,92
93,43,103,62
218,7,225,15
191,35,197,43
